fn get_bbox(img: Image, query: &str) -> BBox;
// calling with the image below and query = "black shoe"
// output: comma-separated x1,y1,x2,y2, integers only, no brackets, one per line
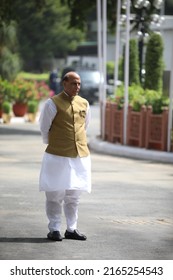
64,229,87,241
47,231,62,241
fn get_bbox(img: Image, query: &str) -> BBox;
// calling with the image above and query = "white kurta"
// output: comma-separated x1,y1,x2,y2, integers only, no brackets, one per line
39,98,91,193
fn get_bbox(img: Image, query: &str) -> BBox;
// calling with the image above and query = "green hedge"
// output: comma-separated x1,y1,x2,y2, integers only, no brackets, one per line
17,72,49,83
108,84,169,114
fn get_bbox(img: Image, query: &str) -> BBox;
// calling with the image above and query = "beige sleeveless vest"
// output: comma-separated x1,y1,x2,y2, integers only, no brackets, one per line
45,92,90,158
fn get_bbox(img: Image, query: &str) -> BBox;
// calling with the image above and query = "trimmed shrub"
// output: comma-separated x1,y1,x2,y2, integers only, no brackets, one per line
144,33,164,93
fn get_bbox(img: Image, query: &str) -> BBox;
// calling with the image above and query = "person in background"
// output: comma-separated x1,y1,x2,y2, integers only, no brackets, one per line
39,71,91,241
49,69,59,94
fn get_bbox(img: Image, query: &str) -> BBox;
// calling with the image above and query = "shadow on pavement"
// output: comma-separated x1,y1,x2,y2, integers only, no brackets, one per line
0,237,49,243
0,126,40,135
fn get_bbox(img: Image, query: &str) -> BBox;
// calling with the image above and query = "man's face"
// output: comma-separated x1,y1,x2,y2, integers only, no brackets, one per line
63,75,81,97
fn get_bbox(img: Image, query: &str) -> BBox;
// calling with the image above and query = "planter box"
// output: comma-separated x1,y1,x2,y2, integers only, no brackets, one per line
110,103,124,144
127,105,147,147
145,106,168,151
104,102,124,143
104,102,112,141
104,102,169,151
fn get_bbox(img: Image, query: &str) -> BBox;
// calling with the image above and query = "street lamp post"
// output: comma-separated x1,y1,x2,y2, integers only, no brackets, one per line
134,0,151,83
132,0,164,83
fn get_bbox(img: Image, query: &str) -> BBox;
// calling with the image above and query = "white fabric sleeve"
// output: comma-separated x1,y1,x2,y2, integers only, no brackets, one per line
39,99,57,144
85,103,91,130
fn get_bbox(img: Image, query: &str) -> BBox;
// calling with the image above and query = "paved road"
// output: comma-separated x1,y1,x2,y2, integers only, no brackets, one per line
0,123,173,260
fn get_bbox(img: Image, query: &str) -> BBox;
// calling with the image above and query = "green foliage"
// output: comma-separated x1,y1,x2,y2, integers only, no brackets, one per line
61,0,116,31
0,77,13,102
0,47,21,81
0,21,21,81
27,100,38,113
118,56,124,81
120,39,140,85
114,84,145,111
107,61,114,76
35,81,54,100
129,39,140,85
108,84,169,114
145,89,169,114
17,72,49,82
2,101,11,114
0,76,53,105
128,84,145,112
10,79,38,104
114,85,124,109
144,33,164,93
0,1,85,73
0,1,46,25
16,0,85,72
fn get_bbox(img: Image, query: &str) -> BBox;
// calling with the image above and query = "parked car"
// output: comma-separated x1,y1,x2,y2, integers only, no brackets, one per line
77,70,101,104
60,68,102,104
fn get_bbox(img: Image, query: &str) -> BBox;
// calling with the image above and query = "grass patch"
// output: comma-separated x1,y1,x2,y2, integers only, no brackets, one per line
17,72,49,82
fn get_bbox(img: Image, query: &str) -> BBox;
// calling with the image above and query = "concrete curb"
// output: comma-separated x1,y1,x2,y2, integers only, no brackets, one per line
0,125,40,135
1,118,173,164
89,136,173,164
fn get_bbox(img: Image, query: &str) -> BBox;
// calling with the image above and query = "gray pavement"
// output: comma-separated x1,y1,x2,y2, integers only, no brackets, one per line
0,111,173,260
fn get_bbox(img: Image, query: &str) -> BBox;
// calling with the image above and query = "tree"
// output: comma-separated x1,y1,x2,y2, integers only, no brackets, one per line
0,0,46,25
0,0,85,72
129,39,140,85
61,0,117,32
0,0,48,74
0,21,21,81
16,0,85,72
144,33,164,93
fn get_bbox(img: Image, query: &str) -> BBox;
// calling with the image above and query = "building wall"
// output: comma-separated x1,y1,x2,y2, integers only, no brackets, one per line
161,16,173,71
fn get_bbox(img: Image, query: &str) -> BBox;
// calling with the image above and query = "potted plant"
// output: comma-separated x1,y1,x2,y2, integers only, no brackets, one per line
2,101,12,123
10,78,37,117
27,100,38,122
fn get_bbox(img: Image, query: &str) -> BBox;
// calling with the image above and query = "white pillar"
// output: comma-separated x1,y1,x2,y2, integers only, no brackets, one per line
97,0,103,137
114,0,121,93
167,36,173,152
97,0,103,103
123,0,130,145
101,0,107,139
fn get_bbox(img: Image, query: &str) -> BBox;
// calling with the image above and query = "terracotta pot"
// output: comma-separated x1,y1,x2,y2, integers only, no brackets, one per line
13,103,27,117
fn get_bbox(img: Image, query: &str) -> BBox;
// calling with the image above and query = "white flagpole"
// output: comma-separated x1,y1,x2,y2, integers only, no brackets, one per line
114,0,121,92
97,0,103,103
167,36,173,151
123,0,130,145
101,0,107,139
97,0,103,137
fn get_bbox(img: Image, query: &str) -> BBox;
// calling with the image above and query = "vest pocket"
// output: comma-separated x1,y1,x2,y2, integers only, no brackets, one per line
79,110,86,118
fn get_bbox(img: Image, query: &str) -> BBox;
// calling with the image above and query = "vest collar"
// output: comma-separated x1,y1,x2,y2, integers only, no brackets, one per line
62,91,77,101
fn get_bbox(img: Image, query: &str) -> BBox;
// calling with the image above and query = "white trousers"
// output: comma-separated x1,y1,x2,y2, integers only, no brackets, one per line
45,190,82,233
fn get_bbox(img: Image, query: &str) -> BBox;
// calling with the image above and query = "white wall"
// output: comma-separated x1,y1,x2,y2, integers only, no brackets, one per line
161,16,173,71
